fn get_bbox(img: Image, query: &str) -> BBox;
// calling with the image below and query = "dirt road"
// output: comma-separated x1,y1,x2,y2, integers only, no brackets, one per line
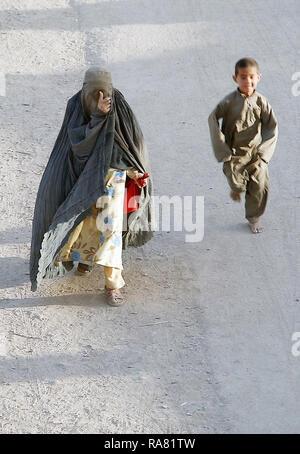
0,0,299,433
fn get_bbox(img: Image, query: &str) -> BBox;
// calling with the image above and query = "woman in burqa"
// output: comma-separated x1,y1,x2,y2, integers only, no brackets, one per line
30,66,154,306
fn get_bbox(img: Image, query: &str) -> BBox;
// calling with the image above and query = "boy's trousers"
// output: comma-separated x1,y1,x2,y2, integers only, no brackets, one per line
223,153,269,224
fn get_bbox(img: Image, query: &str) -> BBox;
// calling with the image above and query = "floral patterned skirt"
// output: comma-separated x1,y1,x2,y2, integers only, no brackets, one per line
59,168,127,270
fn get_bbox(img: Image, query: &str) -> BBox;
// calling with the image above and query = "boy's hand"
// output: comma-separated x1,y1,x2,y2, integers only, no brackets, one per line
250,157,268,183
97,91,111,114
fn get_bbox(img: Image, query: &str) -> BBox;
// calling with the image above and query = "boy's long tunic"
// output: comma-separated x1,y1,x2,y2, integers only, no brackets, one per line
208,89,278,222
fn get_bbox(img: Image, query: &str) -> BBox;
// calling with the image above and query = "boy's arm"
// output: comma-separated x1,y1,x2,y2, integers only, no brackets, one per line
208,100,232,163
257,98,278,164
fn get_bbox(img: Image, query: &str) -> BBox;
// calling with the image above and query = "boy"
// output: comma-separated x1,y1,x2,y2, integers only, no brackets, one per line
208,58,278,233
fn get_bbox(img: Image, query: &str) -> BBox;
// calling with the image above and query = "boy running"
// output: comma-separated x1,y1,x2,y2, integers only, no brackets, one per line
208,58,278,233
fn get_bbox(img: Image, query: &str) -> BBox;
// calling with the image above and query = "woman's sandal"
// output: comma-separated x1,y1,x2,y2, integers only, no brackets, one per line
62,261,74,272
104,286,126,307
76,262,93,275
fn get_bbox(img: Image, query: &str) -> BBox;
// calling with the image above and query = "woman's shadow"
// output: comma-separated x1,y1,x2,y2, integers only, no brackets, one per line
0,255,110,307
0,244,108,305
0,292,108,309
0,256,30,289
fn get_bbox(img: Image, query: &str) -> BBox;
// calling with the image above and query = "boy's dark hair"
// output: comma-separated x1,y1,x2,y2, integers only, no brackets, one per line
235,58,259,76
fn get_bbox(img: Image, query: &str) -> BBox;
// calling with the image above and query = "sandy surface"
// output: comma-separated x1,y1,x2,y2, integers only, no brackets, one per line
0,0,299,434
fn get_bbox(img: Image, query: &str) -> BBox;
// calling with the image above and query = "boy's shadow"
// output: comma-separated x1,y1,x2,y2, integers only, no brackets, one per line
222,222,250,234
208,221,250,235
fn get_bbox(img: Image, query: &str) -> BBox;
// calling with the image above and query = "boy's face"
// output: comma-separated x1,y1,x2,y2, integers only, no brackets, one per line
233,66,261,96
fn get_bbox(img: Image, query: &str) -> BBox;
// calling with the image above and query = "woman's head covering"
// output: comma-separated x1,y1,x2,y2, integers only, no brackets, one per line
81,66,113,119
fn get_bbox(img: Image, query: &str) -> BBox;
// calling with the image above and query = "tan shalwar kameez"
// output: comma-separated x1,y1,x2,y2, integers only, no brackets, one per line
208,89,278,223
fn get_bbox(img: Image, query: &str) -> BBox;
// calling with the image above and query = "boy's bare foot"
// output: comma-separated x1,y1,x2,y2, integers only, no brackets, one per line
248,222,264,234
230,190,242,202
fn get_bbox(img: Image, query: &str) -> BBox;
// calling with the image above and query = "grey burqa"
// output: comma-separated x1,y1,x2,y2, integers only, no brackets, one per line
30,67,155,291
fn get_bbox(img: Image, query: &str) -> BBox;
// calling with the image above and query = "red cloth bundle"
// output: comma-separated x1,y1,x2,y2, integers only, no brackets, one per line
123,173,149,214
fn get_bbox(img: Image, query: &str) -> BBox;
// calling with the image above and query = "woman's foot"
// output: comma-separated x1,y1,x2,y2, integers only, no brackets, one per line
62,261,74,272
104,286,126,306
77,262,92,275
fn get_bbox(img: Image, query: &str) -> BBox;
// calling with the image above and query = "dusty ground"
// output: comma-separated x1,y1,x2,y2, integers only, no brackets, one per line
0,0,299,434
